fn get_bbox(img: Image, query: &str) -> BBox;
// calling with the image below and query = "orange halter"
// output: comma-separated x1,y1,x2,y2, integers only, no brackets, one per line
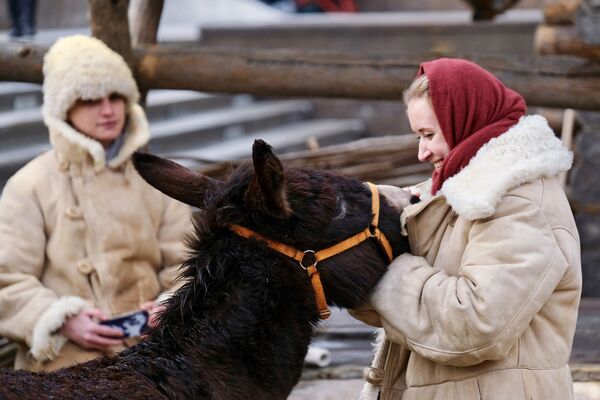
229,182,394,320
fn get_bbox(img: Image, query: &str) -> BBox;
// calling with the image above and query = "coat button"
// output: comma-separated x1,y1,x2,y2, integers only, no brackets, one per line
76,260,93,274
65,206,82,219
58,160,70,170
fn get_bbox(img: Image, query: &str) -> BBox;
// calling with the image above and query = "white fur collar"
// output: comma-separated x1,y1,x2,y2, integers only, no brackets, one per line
45,104,150,173
440,115,573,220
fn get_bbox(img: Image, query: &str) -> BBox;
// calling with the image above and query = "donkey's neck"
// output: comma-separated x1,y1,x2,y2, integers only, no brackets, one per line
151,237,318,399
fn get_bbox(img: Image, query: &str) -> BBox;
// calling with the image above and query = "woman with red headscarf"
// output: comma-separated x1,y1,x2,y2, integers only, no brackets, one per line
352,58,581,399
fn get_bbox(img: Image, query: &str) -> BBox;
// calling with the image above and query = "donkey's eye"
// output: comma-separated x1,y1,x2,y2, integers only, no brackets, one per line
333,196,347,219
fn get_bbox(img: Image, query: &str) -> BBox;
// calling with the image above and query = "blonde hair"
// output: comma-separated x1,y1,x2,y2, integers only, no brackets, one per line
402,74,430,105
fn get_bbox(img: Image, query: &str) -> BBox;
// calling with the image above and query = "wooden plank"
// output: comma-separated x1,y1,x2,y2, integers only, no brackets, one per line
191,135,427,185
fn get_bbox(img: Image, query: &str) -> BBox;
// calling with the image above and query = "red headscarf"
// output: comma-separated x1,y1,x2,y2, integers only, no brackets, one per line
418,58,527,195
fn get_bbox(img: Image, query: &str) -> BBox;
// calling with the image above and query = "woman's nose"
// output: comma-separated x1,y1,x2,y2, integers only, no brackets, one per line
99,97,114,115
417,140,431,162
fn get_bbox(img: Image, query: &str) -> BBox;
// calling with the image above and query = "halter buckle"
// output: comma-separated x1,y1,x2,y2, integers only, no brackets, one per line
299,250,317,270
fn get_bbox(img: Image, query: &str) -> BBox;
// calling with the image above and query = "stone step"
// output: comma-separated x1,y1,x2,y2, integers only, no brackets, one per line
0,99,319,189
145,90,234,122
0,108,44,149
167,118,365,164
0,82,43,113
147,99,314,154
0,90,236,152
199,10,542,57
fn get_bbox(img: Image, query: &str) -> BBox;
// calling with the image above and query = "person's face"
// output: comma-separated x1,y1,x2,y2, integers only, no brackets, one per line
406,96,449,170
67,93,126,148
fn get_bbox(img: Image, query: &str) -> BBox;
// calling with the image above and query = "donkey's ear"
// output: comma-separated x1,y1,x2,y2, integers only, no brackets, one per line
132,152,219,208
246,140,291,218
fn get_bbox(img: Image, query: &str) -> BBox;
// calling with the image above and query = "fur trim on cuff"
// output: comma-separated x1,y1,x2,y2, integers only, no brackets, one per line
155,291,174,305
359,382,380,400
30,296,91,362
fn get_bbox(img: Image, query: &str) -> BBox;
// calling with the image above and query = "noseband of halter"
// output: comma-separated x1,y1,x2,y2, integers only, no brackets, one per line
229,182,394,320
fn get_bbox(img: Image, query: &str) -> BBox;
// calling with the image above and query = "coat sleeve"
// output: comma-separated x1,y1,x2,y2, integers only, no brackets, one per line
0,178,92,362
0,178,56,341
156,196,192,297
369,194,571,367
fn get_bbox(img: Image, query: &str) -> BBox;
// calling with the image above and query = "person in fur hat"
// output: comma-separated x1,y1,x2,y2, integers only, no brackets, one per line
0,35,192,371
352,59,582,399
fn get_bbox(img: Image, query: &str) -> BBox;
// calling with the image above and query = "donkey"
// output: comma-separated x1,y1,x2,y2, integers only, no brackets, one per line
0,139,410,399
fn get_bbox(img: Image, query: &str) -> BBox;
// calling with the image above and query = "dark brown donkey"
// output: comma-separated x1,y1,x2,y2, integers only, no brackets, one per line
0,139,410,399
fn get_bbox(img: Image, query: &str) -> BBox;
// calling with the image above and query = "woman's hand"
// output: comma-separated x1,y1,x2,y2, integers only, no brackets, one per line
140,301,165,328
60,308,124,350
377,184,415,210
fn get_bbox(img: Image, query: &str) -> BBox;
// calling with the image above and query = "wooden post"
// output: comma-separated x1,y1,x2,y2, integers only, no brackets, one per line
559,108,576,188
128,0,164,103
129,0,164,46
87,0,135,70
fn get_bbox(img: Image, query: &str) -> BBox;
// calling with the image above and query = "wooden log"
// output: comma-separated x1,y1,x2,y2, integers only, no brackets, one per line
2,42,600,110
0,43,44,82
96,46,600,111
544,0,581,25
87,0,134,70
534,24,600,59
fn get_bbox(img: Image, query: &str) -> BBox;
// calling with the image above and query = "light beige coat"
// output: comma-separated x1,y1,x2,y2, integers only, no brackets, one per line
353,115,582,399
0,104,192,371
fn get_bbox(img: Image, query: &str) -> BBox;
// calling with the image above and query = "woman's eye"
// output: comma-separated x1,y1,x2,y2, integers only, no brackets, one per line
109,93,125,102
80,99,100,106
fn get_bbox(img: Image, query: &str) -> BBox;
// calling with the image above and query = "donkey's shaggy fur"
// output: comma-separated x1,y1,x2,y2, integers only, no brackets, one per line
0,140,409,399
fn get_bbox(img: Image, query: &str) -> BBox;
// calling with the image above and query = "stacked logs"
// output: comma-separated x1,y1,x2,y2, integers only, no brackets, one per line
535,1,600,297
534,0,600,59
193,135,431,187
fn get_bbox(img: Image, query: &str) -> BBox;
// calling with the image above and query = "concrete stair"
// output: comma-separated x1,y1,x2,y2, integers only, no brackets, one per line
0,83,366,190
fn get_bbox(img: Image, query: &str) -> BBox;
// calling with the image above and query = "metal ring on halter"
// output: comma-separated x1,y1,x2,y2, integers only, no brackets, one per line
299,250,317,270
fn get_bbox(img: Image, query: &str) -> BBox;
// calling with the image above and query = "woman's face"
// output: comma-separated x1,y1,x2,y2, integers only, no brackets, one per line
406,96,449,170
67,94,126,148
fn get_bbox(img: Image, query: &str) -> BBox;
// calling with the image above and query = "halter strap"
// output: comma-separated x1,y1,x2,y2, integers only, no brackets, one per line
229,182,394,319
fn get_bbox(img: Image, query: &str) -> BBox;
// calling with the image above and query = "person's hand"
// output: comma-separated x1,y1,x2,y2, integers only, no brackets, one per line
60,308,124,350
377,184,414,211
402,185,421,198
140,301,165,328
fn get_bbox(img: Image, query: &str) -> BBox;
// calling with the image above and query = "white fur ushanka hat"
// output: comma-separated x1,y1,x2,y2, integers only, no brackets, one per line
42,35,140,122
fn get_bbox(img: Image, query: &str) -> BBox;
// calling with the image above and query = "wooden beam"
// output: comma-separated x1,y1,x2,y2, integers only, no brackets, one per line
534,24,600,60
134,45,600,111
87,0,134,69
0,43,44,82
1,42,600,111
